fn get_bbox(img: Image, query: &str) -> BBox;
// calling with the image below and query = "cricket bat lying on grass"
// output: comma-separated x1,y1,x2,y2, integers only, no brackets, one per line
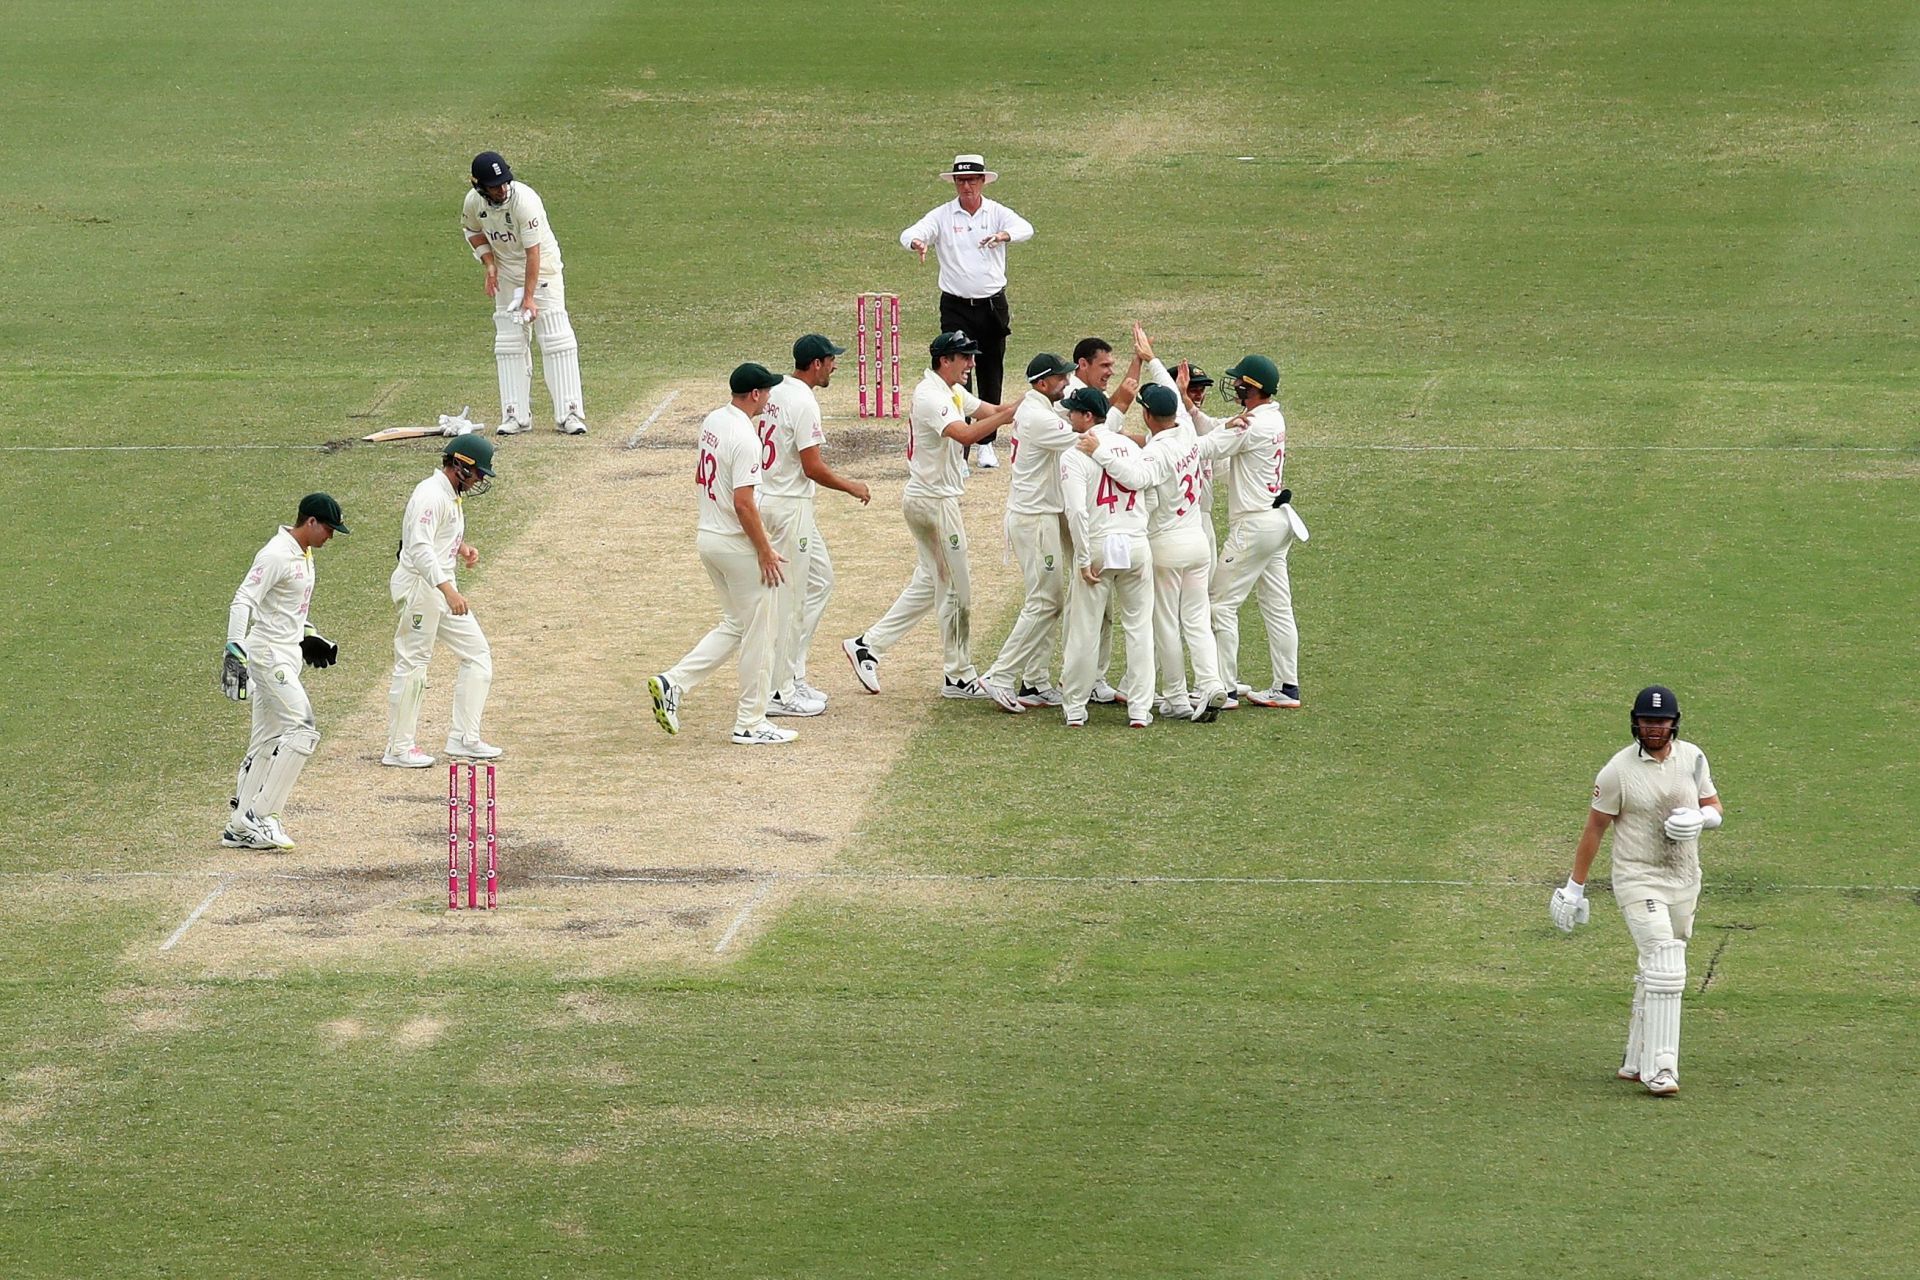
363,407,485,442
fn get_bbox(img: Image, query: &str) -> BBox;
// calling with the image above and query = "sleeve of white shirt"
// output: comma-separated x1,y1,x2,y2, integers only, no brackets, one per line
797,396,827,452
1091,436,1171,491
1061,455,1093,567
996,203,1034,243
227,550,277,644
939,388,982,438
900,205,942,250
1191,406,1219,437
1021,408,1076,456
1197,422,1249,460
1591,759,1624,816
516,186,548,238
725,426,761,492
1694,751,1716,800
460,192,482,238
959,386,984,415
402,492,450,588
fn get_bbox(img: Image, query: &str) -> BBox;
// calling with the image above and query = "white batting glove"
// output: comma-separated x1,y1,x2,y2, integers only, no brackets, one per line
1549,879,1590,933
1664,807,1707,841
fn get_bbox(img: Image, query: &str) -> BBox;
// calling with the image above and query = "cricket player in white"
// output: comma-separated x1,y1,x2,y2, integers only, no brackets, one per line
649,364,793,746
462,150,586,435
1202,354,1302,709
842,331,1017,704
1552,686,1724,1097
221,494,348,851
979,352,1078,709
1059,386,1155,727
1085,382,1228,721
384,434,500,767
760,334,872,718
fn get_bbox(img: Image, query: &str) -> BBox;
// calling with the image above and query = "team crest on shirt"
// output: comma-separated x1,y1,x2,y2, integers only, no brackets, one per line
799,536,810,551
948,533,961,548
273,668,288,685
1043,554,1056,570
412,613,424,631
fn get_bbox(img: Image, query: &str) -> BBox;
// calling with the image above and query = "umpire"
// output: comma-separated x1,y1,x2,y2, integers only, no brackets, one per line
900,154,1033,469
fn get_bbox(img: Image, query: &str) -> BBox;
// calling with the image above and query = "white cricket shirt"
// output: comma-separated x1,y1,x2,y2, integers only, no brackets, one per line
694,404,762,544
392,471,464,596
1006,389,1075,515
1200,401,1286,520
1593,740,1718,899
760,375,827,500
1093,425,1207,539
1061,430,1149,567
461,182,563,286
228,527,314,650
904,369,981,500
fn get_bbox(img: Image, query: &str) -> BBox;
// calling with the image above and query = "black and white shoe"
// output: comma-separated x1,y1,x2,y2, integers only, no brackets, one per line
1089,679,1120,704
941,677,994,700
842,637,880,693
1017,684,1063,708
648,674,681,734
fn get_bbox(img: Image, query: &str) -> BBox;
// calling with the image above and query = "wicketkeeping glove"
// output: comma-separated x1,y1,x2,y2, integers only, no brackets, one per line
1663,807,1706,841
300,629,340,670
220,642,250,701
1549,882,1590,933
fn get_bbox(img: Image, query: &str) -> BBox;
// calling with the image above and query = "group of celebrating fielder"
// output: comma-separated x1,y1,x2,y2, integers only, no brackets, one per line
217,149,1729,1098
645,319,1307,746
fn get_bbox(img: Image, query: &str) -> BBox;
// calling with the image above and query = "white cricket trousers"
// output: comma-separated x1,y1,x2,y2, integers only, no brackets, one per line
1062,536,1154,720
236,642,318,820
1615,883,1699,1081
1150,527,1223,703
665,531,776,732
1210,509,1298,690
492,273,582,427
864,494,976,682
759,494,834,693
984,510,1067,690
388,579,492,752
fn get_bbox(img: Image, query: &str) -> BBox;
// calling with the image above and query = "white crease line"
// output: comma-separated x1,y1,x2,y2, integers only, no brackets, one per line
1,444,328,453
159,878,231,952
623,389,681,449
714,874,778,954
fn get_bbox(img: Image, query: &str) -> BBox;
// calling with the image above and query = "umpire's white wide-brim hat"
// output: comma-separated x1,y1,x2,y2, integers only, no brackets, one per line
940,154,998,182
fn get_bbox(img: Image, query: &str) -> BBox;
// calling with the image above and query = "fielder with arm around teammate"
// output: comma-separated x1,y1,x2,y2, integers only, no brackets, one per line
842,331,1018,705
384,434,501,767
1550,685,1724,1097
462,150,587,435
759,334,872,719
1058,386,1155,727
221,494,349,851
649,364,794,746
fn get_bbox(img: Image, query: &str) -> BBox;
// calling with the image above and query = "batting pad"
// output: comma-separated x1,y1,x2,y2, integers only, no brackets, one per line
494,311,533,427
535,307,583,424
1641,940,1687,1077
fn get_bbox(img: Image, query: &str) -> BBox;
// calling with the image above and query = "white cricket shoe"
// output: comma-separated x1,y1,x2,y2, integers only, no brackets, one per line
1128,715,1152,729
1155,694,1192,719
843,636,880,693
731,721,798,746
792,679,830,706
1018,684,1063,708
768,688,825,718
977,442,999,469
941,677,993,700
1090,679,1120,704
1192,688,1230,723
1247,684,1303,709
648,674,681,735
220,814,276,850
445,736,503,760
1644,1068,1680,1097
253,812,296,850
381,747,436,769
1064,714,1088,729
557,410,588,435
495,418,532,436
1616,1063,1642,1082
984,681,1024,713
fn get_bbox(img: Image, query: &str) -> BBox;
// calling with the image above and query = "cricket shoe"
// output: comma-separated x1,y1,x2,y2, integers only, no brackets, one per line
1154,694,1193,719
1065,714,1088,729
732,721,798,746
1128,717,1152,729
768,688,825,718
1247,684,1303,709
495,418,533,436
1191,688,1230,723
648,674,681,735
1017,684,1062,708
983,681,1025,713
977,442,1000,469
843,636,880,693
792,679,831,706
445,736,503,760
1616,1063,1642,1082
557,410,589,435
253,812,296,850
941,677,994,700
220,815,277,851
381,747,436,768
1644,1068,1680,1097
1089,679,1120,704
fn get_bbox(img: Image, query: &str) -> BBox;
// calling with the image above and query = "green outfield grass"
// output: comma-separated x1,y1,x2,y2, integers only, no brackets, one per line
4,1,1917,1276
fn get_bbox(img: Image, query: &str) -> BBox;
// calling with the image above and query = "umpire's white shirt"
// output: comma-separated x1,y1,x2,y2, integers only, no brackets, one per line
899,197,1033,299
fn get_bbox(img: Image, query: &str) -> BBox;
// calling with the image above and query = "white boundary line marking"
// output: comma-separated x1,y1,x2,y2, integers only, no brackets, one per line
623,389,681,449
159,877,231,952
714,874,778,953
1,444,329,453
5,867,1914,895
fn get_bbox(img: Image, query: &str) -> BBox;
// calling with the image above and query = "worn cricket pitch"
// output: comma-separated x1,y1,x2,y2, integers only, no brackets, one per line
147,384,1024,974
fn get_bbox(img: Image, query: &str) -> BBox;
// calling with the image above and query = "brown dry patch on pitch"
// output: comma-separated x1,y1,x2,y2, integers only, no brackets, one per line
105,984,205,1036
151,382,1022,973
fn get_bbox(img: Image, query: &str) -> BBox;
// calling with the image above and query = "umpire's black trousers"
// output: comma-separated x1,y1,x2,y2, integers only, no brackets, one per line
939,290,1011,444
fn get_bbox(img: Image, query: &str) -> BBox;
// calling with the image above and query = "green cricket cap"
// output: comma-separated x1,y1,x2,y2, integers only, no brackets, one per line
792,334,846,367
730,362,784,394
297,492,349,533
1138,384,1179,419
1025,352,1074,381
1061,386,1110,419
